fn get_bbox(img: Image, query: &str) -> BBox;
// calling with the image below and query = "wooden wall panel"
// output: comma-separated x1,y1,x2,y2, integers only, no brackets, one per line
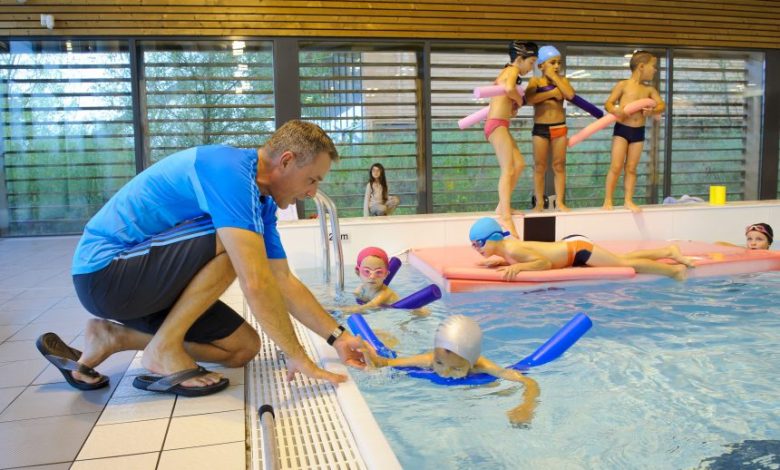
1,0,779,49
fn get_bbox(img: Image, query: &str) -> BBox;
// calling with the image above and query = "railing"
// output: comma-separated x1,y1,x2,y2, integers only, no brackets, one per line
313,190,344,291
258,405,280,470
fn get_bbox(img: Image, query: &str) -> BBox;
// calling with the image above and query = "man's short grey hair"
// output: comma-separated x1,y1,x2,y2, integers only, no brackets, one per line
265,120,339,166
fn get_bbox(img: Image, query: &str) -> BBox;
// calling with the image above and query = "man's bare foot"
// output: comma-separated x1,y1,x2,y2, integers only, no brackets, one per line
556,202,572,212
668,245,696,268
671,264,688,281
498,215,519,239
72,319,125,384
142,340,223,388
625,201,642,213
602,202,614,210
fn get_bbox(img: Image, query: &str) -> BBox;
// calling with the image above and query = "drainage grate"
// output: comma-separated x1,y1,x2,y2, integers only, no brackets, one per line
246,305,367,470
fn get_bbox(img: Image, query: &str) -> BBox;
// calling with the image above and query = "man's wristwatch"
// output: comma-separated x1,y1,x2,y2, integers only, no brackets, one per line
326,325,346,346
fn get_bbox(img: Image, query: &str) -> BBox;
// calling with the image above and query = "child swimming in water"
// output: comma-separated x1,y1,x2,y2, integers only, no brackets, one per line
360,314,540,425
717,222,774,250
468,217,694,281
342,247,428,316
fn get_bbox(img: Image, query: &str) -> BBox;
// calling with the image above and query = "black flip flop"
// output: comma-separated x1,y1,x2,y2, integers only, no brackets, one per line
132,366,229,397
35,332,109,390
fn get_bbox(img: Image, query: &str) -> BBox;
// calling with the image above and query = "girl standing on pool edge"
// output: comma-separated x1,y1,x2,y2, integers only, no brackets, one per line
485,40,539,238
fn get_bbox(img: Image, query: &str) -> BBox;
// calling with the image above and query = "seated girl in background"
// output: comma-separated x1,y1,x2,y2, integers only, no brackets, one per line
342,247,429,316
360,315,540,425
718,223,773,250
364,163,400,216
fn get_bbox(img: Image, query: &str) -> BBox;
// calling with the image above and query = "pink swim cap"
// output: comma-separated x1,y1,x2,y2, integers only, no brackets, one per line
356,246,389,269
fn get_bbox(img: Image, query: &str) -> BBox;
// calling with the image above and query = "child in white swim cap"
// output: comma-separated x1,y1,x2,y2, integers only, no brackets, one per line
360,315,540,425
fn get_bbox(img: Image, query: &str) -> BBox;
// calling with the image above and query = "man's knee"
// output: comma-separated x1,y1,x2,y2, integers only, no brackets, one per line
222,326,261,367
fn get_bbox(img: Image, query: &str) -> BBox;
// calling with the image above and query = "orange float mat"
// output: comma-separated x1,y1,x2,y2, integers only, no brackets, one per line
408,241,780,293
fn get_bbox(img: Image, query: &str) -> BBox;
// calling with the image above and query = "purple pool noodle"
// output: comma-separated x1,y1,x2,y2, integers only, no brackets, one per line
570,95,604,118
390,284,441,309
384,257,402,286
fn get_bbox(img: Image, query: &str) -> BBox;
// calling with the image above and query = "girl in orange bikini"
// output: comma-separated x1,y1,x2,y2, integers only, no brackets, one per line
485,41,538,238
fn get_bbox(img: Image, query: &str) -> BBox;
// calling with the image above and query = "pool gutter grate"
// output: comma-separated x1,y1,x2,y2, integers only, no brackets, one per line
246,301,367,470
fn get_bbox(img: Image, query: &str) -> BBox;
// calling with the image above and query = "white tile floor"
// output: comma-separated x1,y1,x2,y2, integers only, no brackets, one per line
0,237,247,469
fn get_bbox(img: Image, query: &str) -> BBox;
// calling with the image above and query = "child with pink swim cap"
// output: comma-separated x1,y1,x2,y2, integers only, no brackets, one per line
340,247,431,316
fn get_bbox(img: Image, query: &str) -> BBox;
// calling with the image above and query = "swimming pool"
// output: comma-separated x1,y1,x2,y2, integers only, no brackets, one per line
303,266,780,469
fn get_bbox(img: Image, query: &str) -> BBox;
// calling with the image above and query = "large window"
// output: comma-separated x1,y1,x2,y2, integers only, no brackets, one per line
300,45,421,217
141,40,275,163
0,40,133,235
670,50,764,201
0,38,774,237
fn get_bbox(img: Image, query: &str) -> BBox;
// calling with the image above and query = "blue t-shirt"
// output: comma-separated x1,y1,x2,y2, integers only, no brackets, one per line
72,145,286,275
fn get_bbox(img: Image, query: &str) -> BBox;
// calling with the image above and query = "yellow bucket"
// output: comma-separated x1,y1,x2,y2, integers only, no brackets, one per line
709,185,726,205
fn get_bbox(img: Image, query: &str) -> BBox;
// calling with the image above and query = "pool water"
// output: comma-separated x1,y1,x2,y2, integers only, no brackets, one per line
303,266,780,469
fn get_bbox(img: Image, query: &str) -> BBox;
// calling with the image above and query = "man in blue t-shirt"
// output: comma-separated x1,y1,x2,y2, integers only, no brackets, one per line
36,120,365,396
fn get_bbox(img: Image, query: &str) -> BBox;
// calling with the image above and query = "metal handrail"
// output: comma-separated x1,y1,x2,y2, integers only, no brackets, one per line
258,405,280,470
314,191,344,291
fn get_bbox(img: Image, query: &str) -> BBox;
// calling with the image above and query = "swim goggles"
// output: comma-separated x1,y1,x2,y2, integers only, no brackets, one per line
745,224,770,236
358,266,388,278
470,230,510,249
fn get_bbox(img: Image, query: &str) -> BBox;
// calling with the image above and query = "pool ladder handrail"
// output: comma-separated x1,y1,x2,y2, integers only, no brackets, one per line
313,190,344,291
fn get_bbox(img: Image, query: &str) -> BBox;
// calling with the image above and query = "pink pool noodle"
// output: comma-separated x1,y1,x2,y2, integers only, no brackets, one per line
457,106,490,130
567,98,656,147
473,84,525,99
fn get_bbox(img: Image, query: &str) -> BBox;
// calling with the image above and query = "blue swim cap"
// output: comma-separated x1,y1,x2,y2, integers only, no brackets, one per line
538,45,561,65
469,217,507,243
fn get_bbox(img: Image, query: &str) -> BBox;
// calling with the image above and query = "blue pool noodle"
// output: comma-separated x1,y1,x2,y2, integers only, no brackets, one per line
390,284,441,309
348,312,592,386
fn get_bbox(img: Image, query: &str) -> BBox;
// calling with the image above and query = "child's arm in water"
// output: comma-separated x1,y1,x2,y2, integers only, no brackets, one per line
342,286,399,313
474,356,540,425
360,341,433,368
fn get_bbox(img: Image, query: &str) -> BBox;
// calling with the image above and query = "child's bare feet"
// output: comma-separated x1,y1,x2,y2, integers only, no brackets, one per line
495,206,523,215
625,200,642,213
532,204,544,213
602,201,614,210
498,215,519,239
668,245,696,268
671,264,688,281
556,202,572,212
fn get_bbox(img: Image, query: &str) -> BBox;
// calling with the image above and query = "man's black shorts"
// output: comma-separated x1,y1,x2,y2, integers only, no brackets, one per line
73,216,245,343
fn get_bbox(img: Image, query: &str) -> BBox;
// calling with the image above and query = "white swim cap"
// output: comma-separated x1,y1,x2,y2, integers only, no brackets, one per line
433,315,482,366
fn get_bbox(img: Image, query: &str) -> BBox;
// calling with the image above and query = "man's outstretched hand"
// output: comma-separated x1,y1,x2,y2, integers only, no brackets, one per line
333,333,367,369
285,355,347,385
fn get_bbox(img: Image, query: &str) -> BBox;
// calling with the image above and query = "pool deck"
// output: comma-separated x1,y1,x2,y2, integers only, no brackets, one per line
0,236,397,469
